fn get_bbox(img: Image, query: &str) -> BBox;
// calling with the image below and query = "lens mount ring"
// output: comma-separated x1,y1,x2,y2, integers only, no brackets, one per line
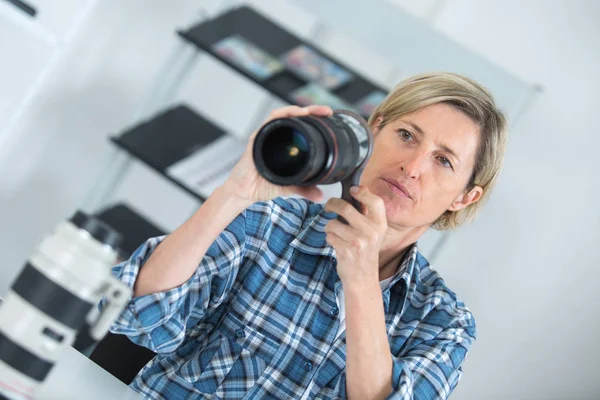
332,109,374,172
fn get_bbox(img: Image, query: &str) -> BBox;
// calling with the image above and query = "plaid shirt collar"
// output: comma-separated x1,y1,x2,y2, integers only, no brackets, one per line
289,206,425,307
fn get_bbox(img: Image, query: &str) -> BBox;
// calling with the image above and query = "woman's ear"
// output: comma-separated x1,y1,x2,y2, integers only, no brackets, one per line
371,116,384,136
448,186,483,212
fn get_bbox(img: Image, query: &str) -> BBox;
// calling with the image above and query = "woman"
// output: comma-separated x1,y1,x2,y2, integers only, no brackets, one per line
104,72,507,399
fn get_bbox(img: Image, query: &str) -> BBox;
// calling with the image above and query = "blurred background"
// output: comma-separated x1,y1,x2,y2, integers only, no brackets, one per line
0,0,598,398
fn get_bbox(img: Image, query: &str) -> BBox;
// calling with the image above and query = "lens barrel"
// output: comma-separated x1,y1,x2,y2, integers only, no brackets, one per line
253,110,372,187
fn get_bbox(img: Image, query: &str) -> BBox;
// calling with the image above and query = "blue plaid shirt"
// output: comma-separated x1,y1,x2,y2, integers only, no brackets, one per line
106,197,476,399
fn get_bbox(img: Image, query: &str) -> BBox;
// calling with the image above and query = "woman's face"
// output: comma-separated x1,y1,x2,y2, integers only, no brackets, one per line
360,103,483,230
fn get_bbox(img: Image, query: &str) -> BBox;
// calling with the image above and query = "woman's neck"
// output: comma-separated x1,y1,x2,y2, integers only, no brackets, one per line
377,224,429,281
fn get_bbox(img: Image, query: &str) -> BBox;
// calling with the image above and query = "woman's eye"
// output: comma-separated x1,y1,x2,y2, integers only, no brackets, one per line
398,129,413,141
438,156,452,168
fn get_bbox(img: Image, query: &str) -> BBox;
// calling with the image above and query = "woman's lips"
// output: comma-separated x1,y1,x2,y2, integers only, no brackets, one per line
383,179,412,200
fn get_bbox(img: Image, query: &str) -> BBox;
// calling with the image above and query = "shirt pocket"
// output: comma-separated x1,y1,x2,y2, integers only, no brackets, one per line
218,307,283,366
211,308,284,397
170,307,286,398
169,330,227,395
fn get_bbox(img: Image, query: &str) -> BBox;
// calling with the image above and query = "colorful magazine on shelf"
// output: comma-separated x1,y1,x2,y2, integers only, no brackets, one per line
212,35,284,80
280,45,353,89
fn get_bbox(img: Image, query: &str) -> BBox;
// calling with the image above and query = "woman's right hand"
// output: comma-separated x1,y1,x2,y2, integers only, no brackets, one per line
220,104,333,205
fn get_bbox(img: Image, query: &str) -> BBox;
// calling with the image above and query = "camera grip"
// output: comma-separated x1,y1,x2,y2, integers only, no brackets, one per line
338,170,363,225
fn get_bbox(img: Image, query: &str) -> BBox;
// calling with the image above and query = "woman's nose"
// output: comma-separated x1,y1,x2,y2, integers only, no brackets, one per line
400,153,426,179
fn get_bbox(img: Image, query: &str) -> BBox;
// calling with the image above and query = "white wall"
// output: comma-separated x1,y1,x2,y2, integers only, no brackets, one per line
419,1,600,399
0,0,598,398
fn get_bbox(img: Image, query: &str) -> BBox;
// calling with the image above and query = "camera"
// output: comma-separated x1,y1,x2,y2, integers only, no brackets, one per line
0,211,131,400
252,109,374,212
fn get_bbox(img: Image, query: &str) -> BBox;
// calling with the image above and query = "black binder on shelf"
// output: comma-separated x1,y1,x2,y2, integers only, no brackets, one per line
111,104,229,202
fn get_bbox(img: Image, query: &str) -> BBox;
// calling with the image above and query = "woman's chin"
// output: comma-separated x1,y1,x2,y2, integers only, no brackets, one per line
377,193,409,221
366,181,412,222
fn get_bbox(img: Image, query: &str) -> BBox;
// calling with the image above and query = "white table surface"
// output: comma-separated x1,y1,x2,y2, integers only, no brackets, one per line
35,346,142,400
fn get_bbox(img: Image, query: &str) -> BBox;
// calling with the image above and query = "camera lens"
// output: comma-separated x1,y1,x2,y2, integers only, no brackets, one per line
253,110,372,187
253,118,328,185
262,128,310,177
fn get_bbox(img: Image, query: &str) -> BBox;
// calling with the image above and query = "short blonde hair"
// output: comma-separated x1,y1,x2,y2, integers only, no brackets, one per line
368,72,508,230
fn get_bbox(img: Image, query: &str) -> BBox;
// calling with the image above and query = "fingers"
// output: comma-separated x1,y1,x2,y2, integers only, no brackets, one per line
267,105,333,121
252,105,333,143
349,186,387,225
324,186,387,254
325,197,369,229
325,186,387,226
303,104,334,116
325,230,345,249
324,218,356,243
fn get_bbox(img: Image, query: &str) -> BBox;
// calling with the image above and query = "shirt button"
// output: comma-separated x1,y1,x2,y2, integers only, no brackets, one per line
330,307,339,316
235,329,245,338
303,362,313,372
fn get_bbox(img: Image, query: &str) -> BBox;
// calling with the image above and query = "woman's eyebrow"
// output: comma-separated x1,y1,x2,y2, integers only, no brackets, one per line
402,120,461,163
403,121,424,137
439,144,461,163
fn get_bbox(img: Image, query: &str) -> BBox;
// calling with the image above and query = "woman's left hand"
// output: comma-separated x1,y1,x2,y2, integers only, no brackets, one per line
324,185,388,285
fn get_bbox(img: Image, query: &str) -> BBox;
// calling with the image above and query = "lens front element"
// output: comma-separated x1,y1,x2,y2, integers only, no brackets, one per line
262,127,310,177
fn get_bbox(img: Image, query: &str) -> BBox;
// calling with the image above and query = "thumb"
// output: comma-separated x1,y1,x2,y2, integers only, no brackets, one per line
350,185,387,224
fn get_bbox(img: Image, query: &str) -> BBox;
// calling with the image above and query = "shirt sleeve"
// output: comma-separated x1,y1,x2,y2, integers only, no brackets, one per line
101,207,249,354
385,320,476,399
